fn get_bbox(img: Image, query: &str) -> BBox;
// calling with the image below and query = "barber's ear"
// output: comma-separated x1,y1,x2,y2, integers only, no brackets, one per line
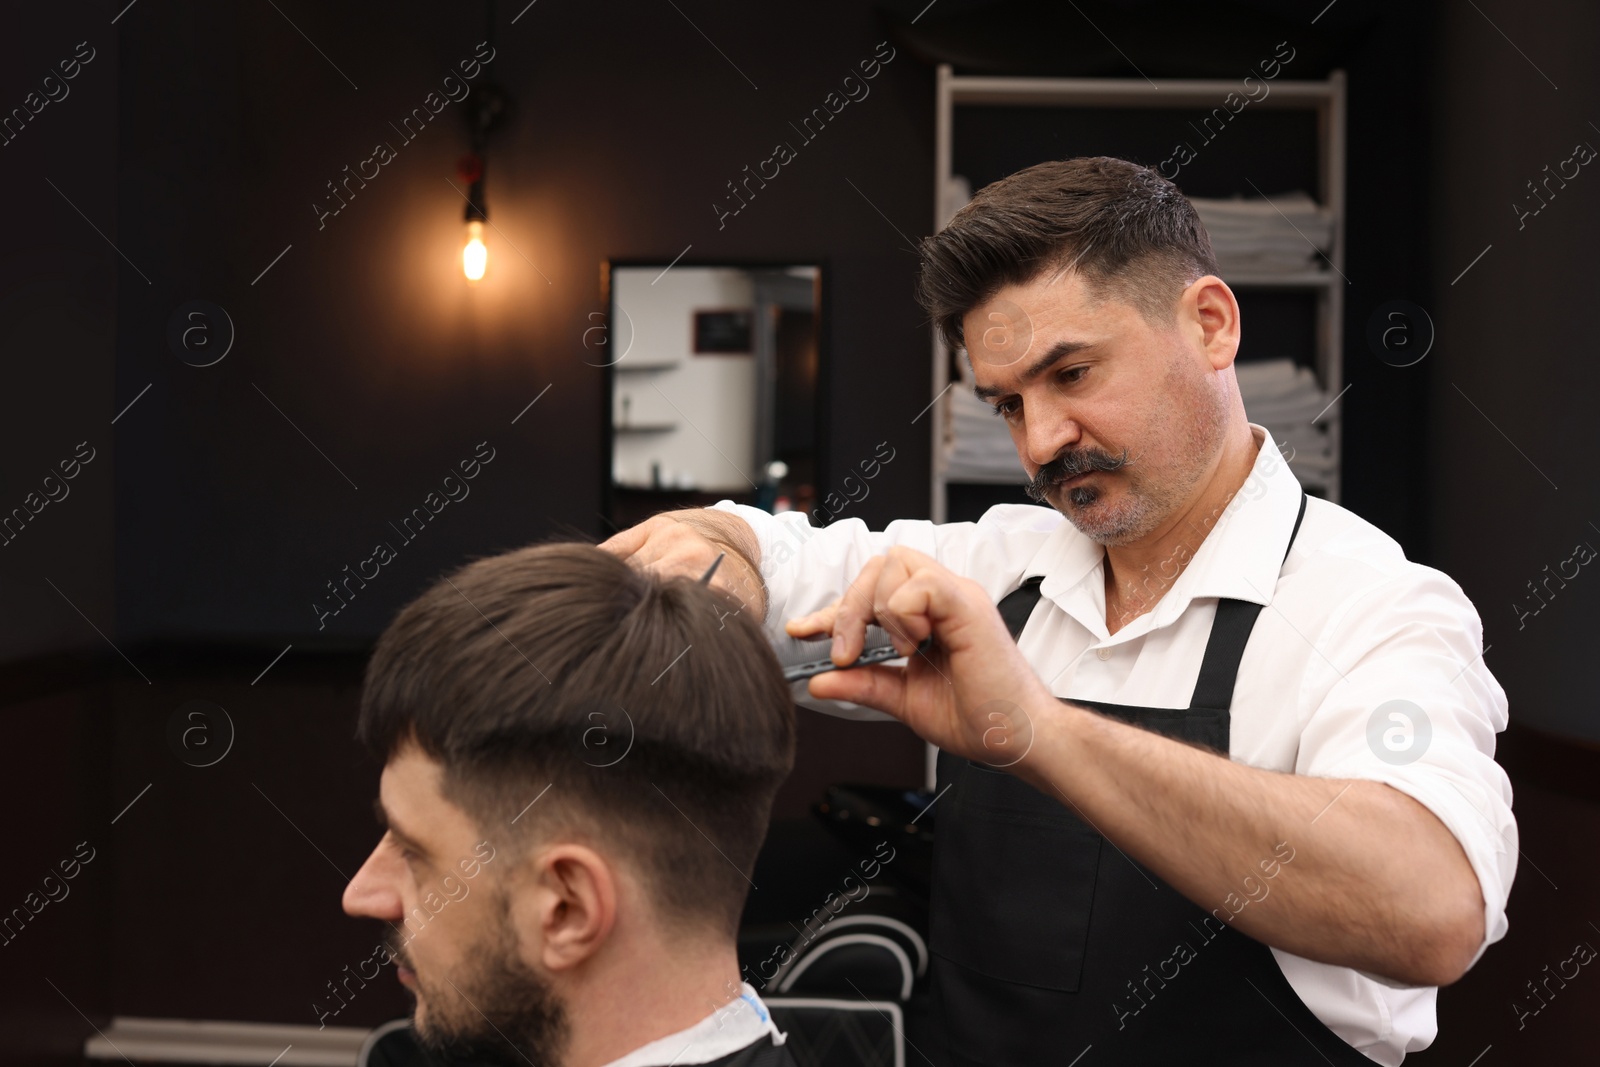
1184,275,1241,371
520,844,618,972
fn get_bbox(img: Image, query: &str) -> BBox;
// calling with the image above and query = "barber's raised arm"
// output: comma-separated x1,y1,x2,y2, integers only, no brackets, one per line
707,503,936,631
705,500,1067,654
602,501,1062,717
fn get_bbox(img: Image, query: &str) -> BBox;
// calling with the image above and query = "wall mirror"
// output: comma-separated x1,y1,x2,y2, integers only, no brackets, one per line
602,261,825,529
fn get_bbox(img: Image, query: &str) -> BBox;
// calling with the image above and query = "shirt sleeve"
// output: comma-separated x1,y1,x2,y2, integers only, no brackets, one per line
1293,561,1516,972
706,499,1063,719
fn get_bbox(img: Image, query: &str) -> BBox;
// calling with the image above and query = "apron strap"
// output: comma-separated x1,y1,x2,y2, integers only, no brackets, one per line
993,490,1311,706
1188,489,1308,710
997,574,1045,641
1187,600,1267,710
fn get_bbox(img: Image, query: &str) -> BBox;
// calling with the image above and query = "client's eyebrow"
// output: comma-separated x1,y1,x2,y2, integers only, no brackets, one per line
372,796,431,859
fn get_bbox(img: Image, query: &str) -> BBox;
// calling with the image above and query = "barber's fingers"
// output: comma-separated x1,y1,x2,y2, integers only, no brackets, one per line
837,554,908,665
875,548,1000,656
868,548,939,654
808,662,907,711
786,547,945,660
784,603,837,640
599,514,671,559
792,555,891,665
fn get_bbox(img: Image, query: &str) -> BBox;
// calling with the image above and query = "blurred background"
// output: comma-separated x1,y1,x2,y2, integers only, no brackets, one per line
3,0,1597,1063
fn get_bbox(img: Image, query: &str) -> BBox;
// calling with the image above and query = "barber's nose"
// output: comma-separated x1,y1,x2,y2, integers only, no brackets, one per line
342,840,404,922
1025,406,1080,468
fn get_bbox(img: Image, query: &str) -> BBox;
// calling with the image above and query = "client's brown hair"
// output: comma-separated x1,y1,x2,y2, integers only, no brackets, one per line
358,542,795,937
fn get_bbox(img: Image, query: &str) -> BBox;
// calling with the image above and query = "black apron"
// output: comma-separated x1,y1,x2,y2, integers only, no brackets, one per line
926,492,1374,1066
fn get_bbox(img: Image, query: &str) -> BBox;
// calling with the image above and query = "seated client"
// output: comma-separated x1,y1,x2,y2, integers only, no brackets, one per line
342,542,798,1067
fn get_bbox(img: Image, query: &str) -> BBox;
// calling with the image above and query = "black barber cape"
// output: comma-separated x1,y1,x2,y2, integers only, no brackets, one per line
693,1033,798,1067
364,1025,795,1067
923,491,1375,1066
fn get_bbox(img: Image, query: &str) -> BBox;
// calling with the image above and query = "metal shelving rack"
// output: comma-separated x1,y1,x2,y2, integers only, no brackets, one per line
930,63,1348,521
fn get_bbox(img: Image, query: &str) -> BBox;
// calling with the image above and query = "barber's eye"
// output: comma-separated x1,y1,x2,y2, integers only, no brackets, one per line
992,398,1020,418
1060,366,1087,384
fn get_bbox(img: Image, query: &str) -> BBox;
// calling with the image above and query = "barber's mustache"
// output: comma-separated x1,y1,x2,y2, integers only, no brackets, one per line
1025,446,1129,502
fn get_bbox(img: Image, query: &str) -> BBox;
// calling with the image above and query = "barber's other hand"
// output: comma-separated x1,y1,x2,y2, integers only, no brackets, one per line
599,510,766,617
785,547,1054,767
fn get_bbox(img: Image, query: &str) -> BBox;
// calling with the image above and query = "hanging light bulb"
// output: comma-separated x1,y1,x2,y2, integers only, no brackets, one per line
454,5,509,288
462,218,487,282
457,150,490,284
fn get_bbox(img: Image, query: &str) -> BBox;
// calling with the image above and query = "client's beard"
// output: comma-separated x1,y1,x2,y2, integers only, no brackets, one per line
389,893,569,1067
1024,446,1130,506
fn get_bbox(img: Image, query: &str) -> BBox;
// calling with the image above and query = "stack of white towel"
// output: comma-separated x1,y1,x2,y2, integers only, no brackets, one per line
1234,358,1336,490
1190,192,1335,275
943,382,1025,482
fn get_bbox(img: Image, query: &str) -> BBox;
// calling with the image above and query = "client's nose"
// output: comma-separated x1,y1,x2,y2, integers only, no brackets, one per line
343,838,405,921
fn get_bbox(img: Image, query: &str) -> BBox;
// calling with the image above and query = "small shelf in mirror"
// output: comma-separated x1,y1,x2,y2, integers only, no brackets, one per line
614,361,683,372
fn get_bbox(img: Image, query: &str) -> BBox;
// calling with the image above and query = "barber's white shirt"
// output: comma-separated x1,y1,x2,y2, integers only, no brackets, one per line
712,426,1515,1066
600,982,785,1067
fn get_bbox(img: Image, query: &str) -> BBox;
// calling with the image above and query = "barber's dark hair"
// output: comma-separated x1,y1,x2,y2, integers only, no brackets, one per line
917,156,1219,350
358,542,795,937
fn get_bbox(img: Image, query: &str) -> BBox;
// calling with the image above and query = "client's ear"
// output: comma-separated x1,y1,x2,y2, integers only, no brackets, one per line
520,844,618,972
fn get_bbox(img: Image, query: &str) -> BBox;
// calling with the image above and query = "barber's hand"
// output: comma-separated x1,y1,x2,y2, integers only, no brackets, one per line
785,546,1055,767
599,511,766,616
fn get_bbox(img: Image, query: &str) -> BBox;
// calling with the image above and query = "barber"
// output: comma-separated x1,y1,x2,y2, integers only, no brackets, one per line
602,157,1515,1066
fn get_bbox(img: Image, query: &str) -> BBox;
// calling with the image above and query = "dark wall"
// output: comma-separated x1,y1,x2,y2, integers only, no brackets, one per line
0,1,117,659
0,4,120,1062
1429,0,1600,743
1415,3,1600,1050
108,0,934,647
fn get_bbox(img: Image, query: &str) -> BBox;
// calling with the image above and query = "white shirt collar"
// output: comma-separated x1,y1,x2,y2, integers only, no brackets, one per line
1028,425,1304,641
599,983,786,1067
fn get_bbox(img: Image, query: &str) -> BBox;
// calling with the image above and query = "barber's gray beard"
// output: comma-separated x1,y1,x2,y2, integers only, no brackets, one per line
397,913,570,1066
1027,450,1154,546
1067,485,1096,508
1054,482,1160,547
